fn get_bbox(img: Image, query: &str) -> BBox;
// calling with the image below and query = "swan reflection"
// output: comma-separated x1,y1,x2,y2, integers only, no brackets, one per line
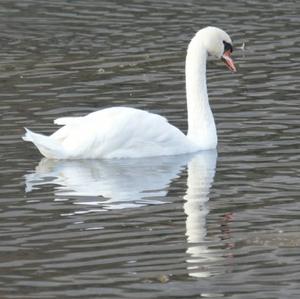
184,151,218,277
25,151,218,277
25,155,192,209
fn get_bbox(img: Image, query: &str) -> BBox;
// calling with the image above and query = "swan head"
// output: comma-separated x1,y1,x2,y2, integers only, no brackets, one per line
198,26,236,72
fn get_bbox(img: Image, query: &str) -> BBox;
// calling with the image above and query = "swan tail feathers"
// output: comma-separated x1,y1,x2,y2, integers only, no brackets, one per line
23,128,66,159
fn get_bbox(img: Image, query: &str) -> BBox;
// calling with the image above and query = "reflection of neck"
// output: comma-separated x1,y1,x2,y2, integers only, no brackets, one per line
183,151,217,277
185,34,217,149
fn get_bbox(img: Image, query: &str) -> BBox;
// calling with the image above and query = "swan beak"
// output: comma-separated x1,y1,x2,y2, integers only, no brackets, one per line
221,50,236,72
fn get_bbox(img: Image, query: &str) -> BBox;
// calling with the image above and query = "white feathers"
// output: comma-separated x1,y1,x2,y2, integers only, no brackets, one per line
54,117,83,126
23,107,197,159
23,26,234,159
23,128,66,159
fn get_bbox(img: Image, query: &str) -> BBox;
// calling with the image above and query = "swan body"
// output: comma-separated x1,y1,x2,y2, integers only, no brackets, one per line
23,26,235,159
24,107,198,159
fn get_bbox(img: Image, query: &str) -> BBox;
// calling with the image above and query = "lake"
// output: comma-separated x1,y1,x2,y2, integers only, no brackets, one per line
0,0,300,298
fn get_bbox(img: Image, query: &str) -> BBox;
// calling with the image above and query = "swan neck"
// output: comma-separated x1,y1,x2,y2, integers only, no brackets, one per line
185,36,217,149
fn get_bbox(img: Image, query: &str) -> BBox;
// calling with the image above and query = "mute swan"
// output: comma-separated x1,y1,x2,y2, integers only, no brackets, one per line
23,26,236,159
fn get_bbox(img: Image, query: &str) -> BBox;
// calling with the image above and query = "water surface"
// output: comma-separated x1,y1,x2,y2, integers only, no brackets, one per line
1,0,300,298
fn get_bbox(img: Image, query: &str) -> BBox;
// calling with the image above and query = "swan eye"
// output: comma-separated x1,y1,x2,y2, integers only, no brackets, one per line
223,41,233,53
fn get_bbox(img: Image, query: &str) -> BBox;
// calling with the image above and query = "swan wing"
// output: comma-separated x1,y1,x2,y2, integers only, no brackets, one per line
51,107,193,158
54,117,83,126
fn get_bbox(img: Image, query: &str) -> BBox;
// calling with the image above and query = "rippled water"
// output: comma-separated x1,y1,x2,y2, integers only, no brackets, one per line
1,0,300,298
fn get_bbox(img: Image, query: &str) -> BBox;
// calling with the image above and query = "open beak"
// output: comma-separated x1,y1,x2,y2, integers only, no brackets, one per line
221,50,236,72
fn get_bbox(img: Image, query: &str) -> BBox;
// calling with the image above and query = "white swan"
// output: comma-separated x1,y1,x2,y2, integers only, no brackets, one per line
23,26,236,159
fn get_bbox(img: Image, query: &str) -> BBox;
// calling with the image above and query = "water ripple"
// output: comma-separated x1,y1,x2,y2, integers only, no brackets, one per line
0,0,300,298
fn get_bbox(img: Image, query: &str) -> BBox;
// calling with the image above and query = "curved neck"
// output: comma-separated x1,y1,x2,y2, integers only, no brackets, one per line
185,35,217,149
